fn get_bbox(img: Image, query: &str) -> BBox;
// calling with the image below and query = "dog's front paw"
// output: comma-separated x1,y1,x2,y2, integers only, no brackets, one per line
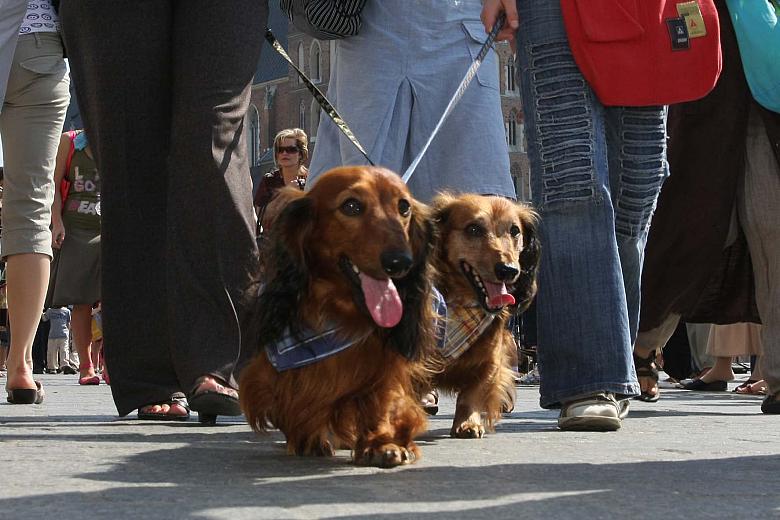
312,440,335,457
355,443,418,468
451,421,485,439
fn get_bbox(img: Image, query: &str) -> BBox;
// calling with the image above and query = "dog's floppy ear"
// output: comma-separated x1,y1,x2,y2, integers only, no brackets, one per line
388,201,437,360
511,205,541,314
251,196,315,347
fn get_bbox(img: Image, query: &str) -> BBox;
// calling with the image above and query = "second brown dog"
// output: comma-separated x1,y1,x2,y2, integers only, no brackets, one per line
430,193,540,438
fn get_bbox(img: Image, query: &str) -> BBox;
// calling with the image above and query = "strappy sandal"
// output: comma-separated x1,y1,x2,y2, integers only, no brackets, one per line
137,393,190,421
633,350,660,402
421,388,439,416
188,375,242,425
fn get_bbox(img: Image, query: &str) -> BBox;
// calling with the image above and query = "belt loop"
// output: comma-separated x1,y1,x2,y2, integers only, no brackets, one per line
33,32,42,48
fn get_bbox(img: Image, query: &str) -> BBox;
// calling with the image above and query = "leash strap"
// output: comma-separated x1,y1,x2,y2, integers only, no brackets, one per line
265,30,374,166
401,15,504,184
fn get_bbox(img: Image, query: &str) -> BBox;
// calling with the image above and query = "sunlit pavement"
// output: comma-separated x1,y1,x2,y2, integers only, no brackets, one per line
1,373,778,519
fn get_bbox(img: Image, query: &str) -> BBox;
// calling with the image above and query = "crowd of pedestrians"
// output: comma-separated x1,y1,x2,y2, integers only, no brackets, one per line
1,0,778,428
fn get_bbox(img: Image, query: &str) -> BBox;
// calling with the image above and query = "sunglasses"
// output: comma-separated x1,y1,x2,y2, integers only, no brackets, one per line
276,145,300,155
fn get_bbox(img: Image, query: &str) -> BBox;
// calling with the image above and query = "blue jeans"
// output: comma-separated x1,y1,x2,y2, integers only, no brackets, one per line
515,0,668,407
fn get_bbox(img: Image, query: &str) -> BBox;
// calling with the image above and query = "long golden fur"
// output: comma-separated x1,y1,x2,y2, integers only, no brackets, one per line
431,193,540,438
239,166,439,468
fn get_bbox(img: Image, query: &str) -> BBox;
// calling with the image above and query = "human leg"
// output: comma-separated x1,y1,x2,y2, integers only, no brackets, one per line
46,338,59,372
1,32,69,398
60,2,179,415
71,304,98,384
739,107,780,412
166,1,266,410
515,0,639,416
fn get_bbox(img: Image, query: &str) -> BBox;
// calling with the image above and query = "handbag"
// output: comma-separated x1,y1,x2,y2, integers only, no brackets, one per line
726,0,780,113
561,0,722,106
279,0,367,40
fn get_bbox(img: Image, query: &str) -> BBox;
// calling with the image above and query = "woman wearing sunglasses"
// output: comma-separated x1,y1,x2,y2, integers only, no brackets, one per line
254,128,309,230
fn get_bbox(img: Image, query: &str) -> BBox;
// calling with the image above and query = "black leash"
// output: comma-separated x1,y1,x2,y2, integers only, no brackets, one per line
265,14,506,183
265,30,374,166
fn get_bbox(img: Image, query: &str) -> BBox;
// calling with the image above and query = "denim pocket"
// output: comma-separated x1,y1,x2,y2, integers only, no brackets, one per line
462,20,499,90
20,55,67,76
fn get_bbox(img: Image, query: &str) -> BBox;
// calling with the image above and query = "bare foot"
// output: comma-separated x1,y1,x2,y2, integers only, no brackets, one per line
5,363,37,392
191,375,238,399
138,402,189,418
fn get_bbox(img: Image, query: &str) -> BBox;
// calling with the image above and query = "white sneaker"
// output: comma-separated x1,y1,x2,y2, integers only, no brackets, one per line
558,392,629,431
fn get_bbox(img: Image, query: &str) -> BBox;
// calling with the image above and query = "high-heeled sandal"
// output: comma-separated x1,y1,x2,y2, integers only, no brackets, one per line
78,362,101,385
188,375,241,425
633,350,660,402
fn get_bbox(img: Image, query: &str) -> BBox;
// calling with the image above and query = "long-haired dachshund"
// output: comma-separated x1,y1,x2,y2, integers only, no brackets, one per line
430,193,540,438
240,166,438,468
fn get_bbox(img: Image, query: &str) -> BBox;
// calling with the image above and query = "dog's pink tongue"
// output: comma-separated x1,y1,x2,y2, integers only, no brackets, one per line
359,272,403,328
484,281,516,308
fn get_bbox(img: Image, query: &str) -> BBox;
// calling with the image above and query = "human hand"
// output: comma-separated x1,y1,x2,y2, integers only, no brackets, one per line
52,219,66,249
481,0,519,46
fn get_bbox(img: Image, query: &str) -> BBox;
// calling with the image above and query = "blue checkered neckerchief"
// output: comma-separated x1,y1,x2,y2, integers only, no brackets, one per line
438,304,496,360
265,287,448,372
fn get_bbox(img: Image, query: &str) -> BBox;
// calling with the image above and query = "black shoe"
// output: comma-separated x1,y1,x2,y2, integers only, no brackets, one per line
60,365,77,375
761,393,780,414
681,379,728,391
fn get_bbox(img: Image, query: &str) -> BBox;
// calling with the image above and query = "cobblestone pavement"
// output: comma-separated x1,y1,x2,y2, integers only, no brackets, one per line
1,373,778,519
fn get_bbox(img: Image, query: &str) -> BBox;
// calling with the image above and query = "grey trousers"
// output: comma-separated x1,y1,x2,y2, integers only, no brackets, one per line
60,1,268,416
742,107,780,395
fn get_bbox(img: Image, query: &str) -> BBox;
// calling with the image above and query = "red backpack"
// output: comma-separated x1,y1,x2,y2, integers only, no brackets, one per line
561,0,722,106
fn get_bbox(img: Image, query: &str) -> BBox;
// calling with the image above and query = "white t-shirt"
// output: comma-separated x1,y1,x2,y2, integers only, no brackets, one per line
19,0,59,35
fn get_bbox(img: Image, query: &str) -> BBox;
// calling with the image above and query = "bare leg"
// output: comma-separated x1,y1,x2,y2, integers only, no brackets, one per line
5,254,48,391
699,356,735,383
71,304,95,378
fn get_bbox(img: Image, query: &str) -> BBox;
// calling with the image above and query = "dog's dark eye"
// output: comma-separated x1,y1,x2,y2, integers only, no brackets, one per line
510,225,522,238
340,198,363,216
398,199,411,217
465,223,485,237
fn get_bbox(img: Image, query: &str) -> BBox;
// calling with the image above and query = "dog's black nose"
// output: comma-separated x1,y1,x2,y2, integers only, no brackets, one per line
381,250,413,276
494,262,519,281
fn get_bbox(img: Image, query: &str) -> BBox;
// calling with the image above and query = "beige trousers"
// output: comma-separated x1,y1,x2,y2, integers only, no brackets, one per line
0,32,70,259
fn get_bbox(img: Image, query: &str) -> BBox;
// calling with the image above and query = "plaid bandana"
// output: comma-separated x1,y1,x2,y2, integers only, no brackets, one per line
266,287,449,372
438,306,495,360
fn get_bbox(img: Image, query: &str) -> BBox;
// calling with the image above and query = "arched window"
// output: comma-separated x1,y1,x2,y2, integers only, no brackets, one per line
246,104,260,166
310,41,322,83
299,100,306,133
505,111,518,148
310,99,320,140
504,60,517,93
297,42,305,84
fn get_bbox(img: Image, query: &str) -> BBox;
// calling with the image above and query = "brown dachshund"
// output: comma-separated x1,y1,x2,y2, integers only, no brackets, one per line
430,193,540,438
239,166,439,468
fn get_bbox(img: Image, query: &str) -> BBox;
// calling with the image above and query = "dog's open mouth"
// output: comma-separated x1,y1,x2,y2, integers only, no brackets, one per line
339,256,403,328
460,260,515,313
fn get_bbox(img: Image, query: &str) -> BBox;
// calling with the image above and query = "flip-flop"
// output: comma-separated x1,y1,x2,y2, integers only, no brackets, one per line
734,380,768,395
6,381,45,404
137,393,190,421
